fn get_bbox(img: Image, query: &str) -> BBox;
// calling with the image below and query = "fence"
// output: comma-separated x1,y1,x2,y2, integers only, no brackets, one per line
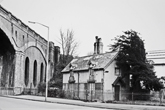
63,90,113,101
63,90,163,103
0,87,163,104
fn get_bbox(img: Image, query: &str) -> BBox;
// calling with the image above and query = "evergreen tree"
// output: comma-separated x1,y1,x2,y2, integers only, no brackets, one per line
110,30,163,92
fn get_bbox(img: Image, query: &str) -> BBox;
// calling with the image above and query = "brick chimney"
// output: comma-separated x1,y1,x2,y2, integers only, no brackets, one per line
94,36,103,54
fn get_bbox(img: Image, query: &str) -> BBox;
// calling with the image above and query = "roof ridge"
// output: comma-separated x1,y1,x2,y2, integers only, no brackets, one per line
74,50,117,59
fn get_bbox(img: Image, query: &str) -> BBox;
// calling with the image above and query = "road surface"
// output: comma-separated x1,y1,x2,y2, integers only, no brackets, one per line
0,97,113,110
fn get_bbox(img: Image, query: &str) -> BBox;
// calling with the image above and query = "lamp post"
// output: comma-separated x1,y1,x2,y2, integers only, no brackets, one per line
28,21,49,101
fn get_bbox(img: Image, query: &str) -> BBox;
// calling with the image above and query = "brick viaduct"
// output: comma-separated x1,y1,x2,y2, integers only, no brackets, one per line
0,5,60,94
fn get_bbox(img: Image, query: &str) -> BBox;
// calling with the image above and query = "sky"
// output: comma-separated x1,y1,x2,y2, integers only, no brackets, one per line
0,0,165,56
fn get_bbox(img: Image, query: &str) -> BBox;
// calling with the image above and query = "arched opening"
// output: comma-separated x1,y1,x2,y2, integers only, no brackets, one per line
24,57,29,86
44,70,46,82
0,29,15,87
33,60,37,87
44,65,47,82
40,63,44,82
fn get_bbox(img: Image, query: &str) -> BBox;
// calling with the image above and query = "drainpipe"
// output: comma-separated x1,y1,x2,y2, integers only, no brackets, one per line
102,70,105,102
78,72,79,99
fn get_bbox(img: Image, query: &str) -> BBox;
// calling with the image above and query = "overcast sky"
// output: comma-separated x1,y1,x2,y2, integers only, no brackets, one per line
1,0,165,56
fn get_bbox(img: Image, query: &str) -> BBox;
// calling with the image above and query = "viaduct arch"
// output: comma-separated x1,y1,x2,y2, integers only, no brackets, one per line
0,5,60,94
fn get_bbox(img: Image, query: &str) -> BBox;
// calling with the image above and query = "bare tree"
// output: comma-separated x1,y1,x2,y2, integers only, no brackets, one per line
58,29,79,63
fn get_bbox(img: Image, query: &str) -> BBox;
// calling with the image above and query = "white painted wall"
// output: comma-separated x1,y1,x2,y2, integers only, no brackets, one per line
95,70,103,83
79,71,89,83
154,65,165,78
104,61,118,92
63,73,70,83
148,58,165,78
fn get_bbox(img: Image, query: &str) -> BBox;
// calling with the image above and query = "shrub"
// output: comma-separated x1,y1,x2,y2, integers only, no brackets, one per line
38,82,46,93
58,90,65,98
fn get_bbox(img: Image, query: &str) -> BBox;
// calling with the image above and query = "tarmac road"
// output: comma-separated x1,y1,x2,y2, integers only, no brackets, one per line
0,97,113,110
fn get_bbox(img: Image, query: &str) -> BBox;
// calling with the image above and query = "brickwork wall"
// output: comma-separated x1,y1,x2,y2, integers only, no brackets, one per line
23,47,46,89
0,5,59,94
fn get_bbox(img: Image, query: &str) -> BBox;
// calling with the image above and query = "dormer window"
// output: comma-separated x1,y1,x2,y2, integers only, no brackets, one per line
87,60,96,83
69,63,77,71
70,65,74,70
88,60,96,69
15,31,17,40
89,64,94,68
15,31,17,37
68,63,76,83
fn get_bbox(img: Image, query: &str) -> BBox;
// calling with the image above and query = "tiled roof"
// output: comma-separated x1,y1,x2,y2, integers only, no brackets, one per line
62,50,118,73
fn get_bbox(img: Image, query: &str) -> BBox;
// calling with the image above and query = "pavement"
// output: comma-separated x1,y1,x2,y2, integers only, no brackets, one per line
1,95,165,110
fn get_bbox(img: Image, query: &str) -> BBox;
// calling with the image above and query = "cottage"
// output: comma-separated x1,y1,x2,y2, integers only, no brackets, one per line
62,36,129,101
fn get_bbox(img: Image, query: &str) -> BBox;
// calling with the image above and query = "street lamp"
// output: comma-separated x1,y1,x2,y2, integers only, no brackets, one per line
28,21,49,101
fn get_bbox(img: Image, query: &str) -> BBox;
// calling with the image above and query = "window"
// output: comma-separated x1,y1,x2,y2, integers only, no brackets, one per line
33,60,37,87
40,63,44,82
44,71,46,82
24,57,29,86
84,83,88,90
23,35,25,42
115,67,120,76
15,31,17,39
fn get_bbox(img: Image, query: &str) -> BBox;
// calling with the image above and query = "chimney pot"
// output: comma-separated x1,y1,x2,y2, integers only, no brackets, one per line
94,36,103,54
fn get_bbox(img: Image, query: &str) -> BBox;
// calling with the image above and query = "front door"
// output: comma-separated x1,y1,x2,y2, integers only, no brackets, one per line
115,86,120,101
